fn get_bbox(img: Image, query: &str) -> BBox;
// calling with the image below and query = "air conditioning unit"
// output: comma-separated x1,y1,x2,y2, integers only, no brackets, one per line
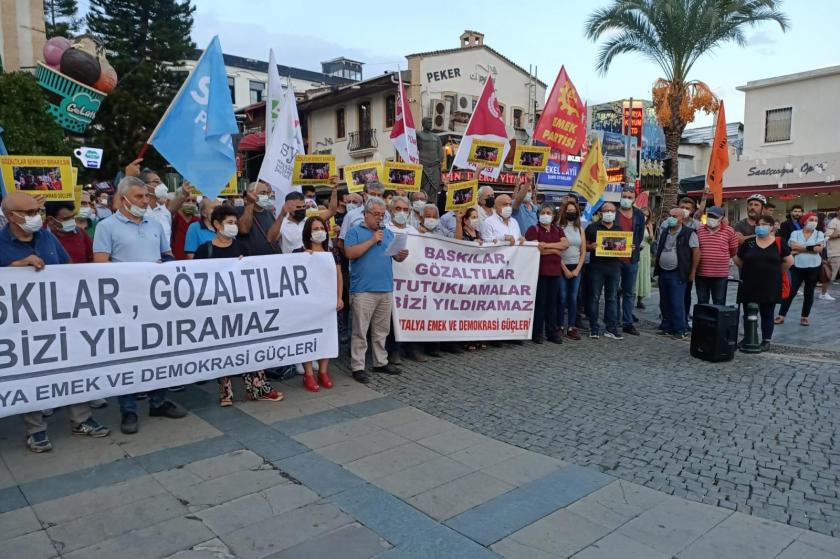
429,99,451,131
454,93,474,114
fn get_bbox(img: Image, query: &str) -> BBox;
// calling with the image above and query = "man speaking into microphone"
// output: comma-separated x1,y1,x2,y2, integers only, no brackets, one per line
344,197,409,384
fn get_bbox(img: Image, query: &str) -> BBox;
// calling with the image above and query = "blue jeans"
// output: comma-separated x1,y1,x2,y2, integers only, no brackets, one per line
659,269,688,335
533,275,560,339
618,261,639,327
557,272,582,329
119,389,167,415
588,264,620,335
695,276,728,306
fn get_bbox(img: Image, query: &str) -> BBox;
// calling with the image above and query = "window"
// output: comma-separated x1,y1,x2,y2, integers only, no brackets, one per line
249,80,265,104
513,108,523,129
764,107,792,143
336,108,346,139
358,101,372,132
227,76,236,104
385,95,396,128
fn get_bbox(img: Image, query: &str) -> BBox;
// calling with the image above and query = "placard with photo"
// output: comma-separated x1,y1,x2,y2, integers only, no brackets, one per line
595,230,633,258
512,145,550,172
293,154,337,185
344,161,383,193
383,161,422,191
445,180,478,211
0,156,75,201
467,139,505,168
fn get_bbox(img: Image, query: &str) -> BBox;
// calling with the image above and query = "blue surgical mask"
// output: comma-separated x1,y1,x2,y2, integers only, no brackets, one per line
667,216,679,227
755,225,770,237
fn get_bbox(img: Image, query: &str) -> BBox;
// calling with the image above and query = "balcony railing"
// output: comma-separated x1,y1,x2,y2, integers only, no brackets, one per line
348,129,378,152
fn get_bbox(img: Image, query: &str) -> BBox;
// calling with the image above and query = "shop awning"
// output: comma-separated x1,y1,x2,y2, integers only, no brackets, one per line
238,132,265,152
683,180,840,200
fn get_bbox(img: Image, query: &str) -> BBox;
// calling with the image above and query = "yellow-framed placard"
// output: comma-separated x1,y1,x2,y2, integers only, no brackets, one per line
445,180,478,211
0,156,75,201
220,175,238,197
383,161,422,192
293,154,336,185
344,161,383,193
512,145,550,172
467,139,505,168
595,230,633,258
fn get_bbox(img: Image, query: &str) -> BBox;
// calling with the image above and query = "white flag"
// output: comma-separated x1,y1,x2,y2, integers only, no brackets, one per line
257,76,304,203
265,49,285,148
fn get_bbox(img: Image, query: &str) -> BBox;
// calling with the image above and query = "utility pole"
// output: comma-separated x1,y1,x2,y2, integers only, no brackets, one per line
624,97,633,191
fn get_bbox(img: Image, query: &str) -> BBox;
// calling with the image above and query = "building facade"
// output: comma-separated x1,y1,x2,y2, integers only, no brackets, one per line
0,0,45,72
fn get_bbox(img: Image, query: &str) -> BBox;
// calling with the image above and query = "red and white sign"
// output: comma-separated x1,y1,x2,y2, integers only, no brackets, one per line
452,76,510,180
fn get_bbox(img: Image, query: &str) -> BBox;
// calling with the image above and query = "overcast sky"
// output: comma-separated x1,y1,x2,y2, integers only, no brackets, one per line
82,0,837,127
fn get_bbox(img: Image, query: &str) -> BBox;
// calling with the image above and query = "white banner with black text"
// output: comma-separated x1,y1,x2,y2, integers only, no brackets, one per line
0,253,338,417
392,233,539,342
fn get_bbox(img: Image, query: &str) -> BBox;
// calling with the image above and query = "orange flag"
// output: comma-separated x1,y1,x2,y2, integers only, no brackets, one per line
706,100,729,206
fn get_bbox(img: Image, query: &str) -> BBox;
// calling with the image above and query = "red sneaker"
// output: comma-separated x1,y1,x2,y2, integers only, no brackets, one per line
303,375,319,393
318,372,334,389
566,328,581,341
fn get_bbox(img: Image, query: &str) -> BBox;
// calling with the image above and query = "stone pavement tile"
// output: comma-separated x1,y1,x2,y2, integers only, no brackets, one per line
293,417,384,450
796,530,840,556
445,465,614,546
196,483,320,536
32,474,166,525
364,407,437,429
114,413,223,458
46,492,190,553
0,529,58,559
152,468,205,492
315,430,410,465
0,506,41,542
20,457,147,506
330,483,439,547
63,515,215,559
164,537,233,559
168,466,289,508
499,509,612,558
0,434,127,485
238,397,335,425
372,455,474,499
133,435,243,474
343,442,442,481
491,537,557,559
617,498,732,555
190,405,273,440
320,385,386,408
373,550,411,559
480,451,565,487
339,396,405,418
565,479,671,530
238,429,310,462
396,523,503,559
274,408,355,437
262,523,390,559
776,541,840,559
0,457,16,490
416,426,491,455
183,449,265,480
407,471,514,521
677,511,802,559
448,439,527,469
221,501,353,559
275,451,366,497
572,532,672,559
387,416,458,441
0,486,27,514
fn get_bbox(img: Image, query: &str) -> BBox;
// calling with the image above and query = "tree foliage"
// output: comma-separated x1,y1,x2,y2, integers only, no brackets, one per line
0,72,70,155
85,0,195,176
44,0,81,38
585,0,789,212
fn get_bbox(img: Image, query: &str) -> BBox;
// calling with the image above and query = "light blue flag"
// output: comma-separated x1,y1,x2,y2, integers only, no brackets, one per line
582,196,604,223
149,36,237,200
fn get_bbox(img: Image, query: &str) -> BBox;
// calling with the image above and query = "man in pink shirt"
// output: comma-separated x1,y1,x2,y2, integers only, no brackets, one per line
695,206,738,305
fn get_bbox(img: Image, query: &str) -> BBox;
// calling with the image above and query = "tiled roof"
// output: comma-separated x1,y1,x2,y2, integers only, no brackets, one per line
405,45,547,88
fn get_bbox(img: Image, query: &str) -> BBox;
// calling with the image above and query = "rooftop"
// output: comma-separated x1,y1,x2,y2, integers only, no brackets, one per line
681,122,743,145
190,49,354,86
299,71,411,111
736,65,840,92
406,44,547,88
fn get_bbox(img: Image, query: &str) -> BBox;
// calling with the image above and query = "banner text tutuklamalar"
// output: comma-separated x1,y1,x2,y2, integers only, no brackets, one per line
0,253,337,417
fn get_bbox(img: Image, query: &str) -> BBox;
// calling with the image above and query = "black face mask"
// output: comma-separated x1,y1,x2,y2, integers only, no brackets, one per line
293,209,307,221
566,212,578,221
484,196,495,208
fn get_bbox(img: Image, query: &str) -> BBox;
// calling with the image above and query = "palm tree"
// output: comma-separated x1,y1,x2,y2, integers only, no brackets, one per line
585,0,788,214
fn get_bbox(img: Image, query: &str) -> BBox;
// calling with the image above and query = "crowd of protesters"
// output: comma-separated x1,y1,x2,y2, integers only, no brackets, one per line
0,159,838,453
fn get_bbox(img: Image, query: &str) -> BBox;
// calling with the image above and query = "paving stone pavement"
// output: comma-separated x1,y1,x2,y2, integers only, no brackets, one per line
0,338,837,557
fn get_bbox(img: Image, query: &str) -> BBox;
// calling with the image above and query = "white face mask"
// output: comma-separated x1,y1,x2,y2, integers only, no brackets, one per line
805,221,818,231
78,207,93,219
154,184,169,199
412,201,426,213
257,194,273,209
500,206,513,219
393,211,408,225
311,230,328,243
706,218,720,229
19,214,43,233
601,211,616,223
620,198,633,209
233,198,245,207
98,198,108,206
424,218,439,230
345,203,360,213
124,197,147,217
539,214,553,225
468,218,479,228
60,218,77,232
220,223,238,239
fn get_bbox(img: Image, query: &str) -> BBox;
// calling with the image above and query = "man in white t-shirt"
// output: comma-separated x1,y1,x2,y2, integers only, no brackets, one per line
482,194,524,245
271,177,339,253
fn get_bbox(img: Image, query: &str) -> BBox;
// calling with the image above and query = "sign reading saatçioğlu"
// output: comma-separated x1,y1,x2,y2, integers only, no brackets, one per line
391,233,539,342
0,253,338,417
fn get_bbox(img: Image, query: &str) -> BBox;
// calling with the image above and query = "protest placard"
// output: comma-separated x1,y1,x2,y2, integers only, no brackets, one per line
345,161,383,193
0,156,75,201
293,154,336,185
445,180,478,211
383,161,422,191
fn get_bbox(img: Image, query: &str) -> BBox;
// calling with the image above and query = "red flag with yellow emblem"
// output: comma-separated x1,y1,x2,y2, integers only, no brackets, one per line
534,66,586,155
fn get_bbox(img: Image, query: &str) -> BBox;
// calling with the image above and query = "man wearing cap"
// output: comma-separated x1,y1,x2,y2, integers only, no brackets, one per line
695,206,738,305
734,194,766,245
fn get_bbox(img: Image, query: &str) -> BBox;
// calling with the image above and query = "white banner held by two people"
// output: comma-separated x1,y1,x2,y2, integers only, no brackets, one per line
0,253,338,418
392,233,539,342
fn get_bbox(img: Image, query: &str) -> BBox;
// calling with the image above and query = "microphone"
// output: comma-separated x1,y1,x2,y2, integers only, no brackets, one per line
377,224,385,245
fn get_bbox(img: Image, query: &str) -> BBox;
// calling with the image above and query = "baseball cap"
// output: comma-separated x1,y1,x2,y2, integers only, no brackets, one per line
747,193,767,206
707,206,724,218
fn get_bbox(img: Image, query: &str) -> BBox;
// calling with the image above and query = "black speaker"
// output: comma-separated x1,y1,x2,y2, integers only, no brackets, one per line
690,304,739,362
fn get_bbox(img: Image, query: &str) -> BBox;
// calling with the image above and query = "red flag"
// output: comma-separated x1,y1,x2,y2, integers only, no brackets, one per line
635,191,650,208
452,76,510,179
534,66,586,155
389,74,419,164
706,100,729,206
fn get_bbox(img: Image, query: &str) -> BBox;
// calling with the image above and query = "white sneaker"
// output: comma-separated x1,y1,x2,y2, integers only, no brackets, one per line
819,293,836,301
295,363,305,375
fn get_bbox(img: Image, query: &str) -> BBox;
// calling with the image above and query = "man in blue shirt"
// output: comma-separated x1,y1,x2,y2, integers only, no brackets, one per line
93,176,187,435
344,197,409,383
511,173,539,234
0,192,111,452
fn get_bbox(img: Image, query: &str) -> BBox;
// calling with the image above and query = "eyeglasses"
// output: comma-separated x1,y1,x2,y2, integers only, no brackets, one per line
367,211,385,218
12,209,41,217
